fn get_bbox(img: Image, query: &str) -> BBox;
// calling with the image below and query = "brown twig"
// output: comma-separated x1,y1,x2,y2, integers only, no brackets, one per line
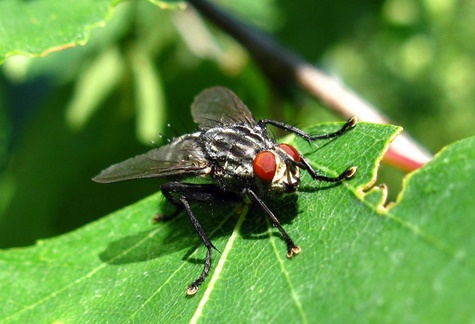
187,0,432,172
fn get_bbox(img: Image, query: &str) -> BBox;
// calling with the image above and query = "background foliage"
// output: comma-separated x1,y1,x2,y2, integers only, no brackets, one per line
2,0,474,248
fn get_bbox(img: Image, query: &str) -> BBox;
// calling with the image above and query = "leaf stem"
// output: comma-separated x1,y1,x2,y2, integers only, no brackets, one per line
187,0,432,171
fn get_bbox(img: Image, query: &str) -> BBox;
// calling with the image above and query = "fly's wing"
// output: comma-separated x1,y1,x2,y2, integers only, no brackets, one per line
191,87,256,129
93,134,209,183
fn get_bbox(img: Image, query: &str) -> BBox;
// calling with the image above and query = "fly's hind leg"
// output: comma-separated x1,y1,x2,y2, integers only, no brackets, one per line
153,183,188,222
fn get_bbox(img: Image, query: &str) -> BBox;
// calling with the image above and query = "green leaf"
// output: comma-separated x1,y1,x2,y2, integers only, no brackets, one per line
0,0,183,64
0,0,114,63
1,122,473,322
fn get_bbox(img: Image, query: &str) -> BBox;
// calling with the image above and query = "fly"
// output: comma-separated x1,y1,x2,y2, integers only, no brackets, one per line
93,87,357,296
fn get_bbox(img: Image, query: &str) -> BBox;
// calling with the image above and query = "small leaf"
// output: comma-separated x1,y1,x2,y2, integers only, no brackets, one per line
0,0,115,63
0,0,183,64
1,123,473,322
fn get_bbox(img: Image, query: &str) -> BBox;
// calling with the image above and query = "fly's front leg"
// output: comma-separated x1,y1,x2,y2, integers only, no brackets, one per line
258,117,357,184
259,116,357,141
298,157,357,183
245,188,301,258
159,182,238,295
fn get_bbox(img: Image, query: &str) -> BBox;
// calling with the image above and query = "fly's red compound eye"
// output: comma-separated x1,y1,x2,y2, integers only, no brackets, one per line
253,151,276,182
278,144,301,162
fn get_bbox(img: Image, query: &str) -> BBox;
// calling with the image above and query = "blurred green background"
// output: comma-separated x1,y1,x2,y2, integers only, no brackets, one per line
1,0,474,248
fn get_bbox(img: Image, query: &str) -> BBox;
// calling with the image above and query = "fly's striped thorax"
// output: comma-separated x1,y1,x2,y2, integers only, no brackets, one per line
201,124,274,180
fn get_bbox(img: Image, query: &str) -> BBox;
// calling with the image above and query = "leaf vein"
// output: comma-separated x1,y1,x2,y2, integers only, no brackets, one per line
267,219,309,324
190,205,249,324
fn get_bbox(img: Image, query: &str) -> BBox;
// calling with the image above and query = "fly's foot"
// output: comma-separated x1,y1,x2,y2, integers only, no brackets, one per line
152,214,165,223
153,208,181,223
185,262,208,296
186,284,199,296
286,245,302,258
186,277,205,296
345,166,358,179
347,116,358,128
152,213,176,222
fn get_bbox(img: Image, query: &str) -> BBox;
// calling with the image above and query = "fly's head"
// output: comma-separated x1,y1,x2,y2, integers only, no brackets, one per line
253,143,302,193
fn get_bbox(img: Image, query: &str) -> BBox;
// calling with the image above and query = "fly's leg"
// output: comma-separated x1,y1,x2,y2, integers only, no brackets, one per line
259,117,358,183
153,205,181,223
160,182,238,295
245,188,301,258
154,182,237,222
298,156,357,183
179,196,214,296
259,116,357,141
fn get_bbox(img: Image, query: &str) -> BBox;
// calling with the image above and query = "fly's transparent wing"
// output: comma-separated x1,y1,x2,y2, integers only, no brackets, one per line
93,134,209,183
191,87,256,129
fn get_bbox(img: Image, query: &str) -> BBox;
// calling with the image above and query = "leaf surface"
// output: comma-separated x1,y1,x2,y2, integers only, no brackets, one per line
1,122,473,322
0,0,182,63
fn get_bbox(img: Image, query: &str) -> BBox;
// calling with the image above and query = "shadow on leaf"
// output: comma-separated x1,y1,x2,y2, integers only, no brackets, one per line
99,200,239,265
240,193,299,242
